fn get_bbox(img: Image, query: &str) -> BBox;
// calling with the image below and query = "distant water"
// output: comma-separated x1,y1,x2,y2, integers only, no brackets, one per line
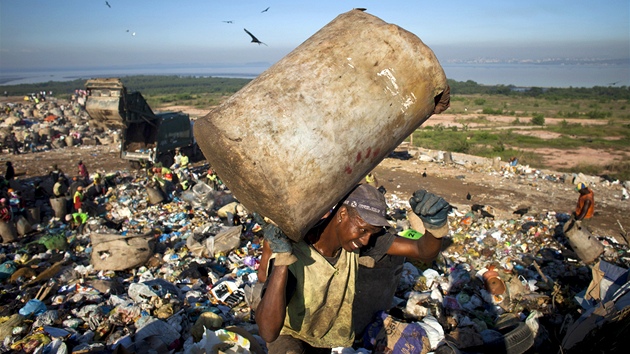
442,63,630,88
1,63,628,88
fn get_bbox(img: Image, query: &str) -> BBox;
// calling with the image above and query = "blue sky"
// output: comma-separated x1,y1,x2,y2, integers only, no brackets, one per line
1,0,628,70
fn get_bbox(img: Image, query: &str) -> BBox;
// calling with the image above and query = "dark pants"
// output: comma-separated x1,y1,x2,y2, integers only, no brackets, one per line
266,335,331,354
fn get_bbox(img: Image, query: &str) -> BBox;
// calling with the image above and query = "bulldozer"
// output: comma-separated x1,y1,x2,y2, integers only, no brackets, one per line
84,78,199,168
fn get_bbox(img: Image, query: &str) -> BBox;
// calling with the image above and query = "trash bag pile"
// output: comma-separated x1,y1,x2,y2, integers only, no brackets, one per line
1,163,628,354
1,96,119,154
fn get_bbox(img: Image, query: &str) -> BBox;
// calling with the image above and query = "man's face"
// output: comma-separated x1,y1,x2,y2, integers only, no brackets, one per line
338,208,383,252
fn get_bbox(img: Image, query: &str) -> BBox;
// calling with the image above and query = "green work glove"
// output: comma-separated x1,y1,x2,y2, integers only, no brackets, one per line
409,190,452,238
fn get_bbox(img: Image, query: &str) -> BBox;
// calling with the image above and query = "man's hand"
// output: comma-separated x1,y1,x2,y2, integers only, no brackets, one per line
253,212,297,266
262,223,293,253
409,190,452,238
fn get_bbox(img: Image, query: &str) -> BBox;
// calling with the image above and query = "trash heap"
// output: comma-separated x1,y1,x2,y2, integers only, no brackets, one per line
2,71,628,351
0,164,628,353
1,97,120,153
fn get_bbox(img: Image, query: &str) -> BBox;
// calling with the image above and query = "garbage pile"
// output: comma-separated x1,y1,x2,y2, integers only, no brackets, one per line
0,162,628,354
0,98,629,353
1,167,270,353
1,96,119,153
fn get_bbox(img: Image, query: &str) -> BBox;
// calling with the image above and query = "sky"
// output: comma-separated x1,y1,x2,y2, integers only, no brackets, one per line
1,0,629,72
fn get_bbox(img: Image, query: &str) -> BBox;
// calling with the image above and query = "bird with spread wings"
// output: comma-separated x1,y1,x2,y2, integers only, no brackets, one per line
244,28,267,46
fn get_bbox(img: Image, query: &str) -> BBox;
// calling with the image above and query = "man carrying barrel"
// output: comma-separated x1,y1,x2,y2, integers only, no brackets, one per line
255,184,451,353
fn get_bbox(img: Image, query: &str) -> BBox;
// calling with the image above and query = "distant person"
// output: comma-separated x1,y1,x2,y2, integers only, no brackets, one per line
78,161,89,182
66,212,89,234
8,189,25,218
10,133,19,155
4,161,15,181
73,186,84,212
49,164,65,185
207,168,218,190
68,176,86,202
365,172,378,188
573,182,595,228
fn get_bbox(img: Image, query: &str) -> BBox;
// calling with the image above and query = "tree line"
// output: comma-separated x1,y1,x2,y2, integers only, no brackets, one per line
448,79,630,100
2,75,629,101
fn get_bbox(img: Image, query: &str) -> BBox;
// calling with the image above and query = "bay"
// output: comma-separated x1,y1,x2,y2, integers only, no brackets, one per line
1,63,628,88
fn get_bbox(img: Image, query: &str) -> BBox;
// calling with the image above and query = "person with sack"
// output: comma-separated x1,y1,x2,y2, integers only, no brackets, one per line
254,184,451,353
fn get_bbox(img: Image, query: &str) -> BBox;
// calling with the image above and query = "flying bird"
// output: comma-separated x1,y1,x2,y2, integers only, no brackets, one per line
513,207,529,217
261,7,270,13
105,1,111,8
222,20,233,24
244,28,267,46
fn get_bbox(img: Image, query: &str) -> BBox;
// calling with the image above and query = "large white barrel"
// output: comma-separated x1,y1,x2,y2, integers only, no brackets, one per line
194,10,449,241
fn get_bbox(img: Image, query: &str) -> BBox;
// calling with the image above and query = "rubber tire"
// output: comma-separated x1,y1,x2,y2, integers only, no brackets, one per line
129,160,142,170
483,323,533,354
157,153,174,168
494,313,521,331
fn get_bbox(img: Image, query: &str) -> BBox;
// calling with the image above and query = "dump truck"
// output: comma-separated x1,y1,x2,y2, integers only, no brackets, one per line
84,78,199,167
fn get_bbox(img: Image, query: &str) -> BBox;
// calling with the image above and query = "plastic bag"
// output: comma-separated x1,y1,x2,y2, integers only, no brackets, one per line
0,261,17,280
363,311,431,354
19,299,47,317
207,226,242,256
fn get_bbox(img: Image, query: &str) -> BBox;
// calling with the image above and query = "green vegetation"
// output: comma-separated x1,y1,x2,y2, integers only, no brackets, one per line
447,79,630,100
4,76,629,180
531,113,545,126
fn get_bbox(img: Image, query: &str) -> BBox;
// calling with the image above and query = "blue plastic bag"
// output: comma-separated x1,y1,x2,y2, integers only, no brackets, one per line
19,299,47,316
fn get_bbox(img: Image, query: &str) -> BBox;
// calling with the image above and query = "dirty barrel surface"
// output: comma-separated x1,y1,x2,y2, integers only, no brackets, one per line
563,219,604,264
49,197,67,219
0,221,17,243
194,9,449,241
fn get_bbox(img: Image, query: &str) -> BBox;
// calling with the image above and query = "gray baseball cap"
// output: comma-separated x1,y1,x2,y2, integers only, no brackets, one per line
343,184,390,227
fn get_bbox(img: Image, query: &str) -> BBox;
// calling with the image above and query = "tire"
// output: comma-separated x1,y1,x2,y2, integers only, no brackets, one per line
129,161,142,170
494,313,521,331
157,153,174,168
483,323,533,354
